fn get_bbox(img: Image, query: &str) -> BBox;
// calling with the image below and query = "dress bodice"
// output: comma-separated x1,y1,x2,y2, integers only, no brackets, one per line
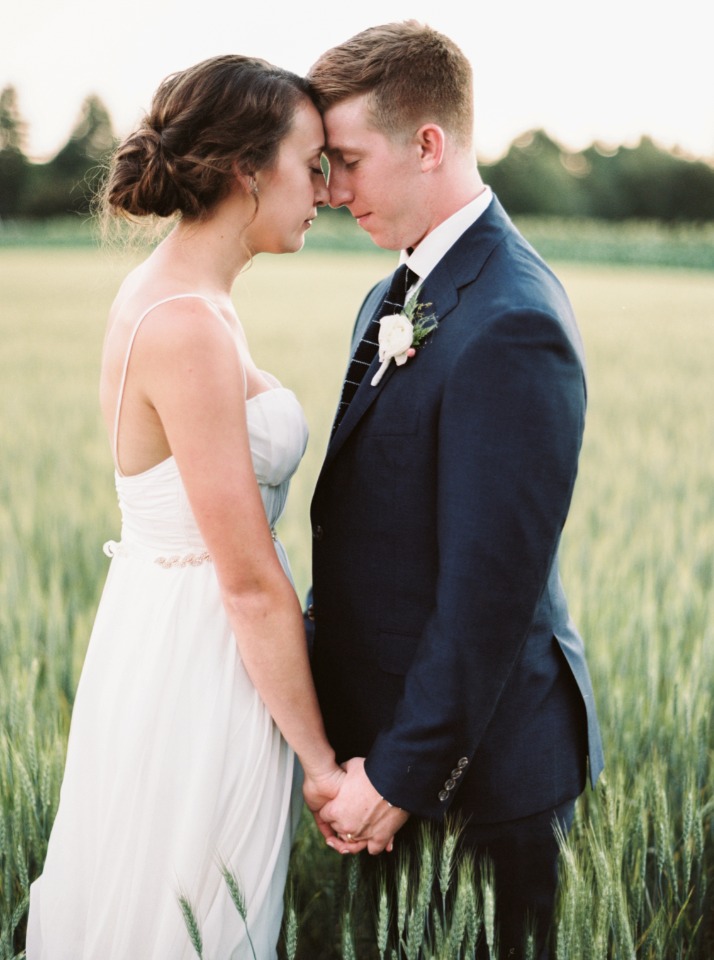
114,386,308,556
106,291,307,561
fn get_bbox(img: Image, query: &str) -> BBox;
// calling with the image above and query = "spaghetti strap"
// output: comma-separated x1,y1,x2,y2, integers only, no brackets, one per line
112,293,239,475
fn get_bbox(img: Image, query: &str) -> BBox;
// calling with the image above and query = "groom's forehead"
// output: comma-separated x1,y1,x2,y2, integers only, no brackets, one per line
324,95,374,141
322,123,387,159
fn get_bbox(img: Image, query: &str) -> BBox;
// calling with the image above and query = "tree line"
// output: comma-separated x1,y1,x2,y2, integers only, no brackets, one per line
1,85,713,223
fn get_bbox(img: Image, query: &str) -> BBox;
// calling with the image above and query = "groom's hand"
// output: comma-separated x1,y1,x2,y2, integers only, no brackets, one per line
319,757,410,855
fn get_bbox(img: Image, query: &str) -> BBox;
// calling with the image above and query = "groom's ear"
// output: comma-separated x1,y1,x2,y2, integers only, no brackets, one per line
415,124,446,172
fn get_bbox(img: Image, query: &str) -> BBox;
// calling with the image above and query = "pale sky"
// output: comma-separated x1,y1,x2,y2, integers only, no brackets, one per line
2,0,711,164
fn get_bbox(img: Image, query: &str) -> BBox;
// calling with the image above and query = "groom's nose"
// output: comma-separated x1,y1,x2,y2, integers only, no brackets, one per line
327,169,353,209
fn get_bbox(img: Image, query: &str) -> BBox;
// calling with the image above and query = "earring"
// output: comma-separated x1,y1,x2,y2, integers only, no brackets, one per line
249,178,258,196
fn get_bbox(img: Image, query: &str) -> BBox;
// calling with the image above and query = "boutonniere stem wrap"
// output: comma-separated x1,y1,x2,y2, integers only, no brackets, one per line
371,293,439,386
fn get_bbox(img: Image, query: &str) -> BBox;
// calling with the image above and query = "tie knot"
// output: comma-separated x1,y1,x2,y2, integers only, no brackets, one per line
405,266,419,290
383,264,419,315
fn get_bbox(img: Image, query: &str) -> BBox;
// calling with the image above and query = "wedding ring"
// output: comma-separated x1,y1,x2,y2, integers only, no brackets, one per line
345,833,354,841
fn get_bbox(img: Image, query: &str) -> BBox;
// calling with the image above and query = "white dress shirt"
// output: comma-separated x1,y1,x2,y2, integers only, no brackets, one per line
401,186,493,297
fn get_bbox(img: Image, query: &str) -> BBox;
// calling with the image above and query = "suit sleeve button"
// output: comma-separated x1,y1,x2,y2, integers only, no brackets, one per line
438,790,449,802
451,768,463,778
457,757,469,768
313,525,324,541
445,778,455,790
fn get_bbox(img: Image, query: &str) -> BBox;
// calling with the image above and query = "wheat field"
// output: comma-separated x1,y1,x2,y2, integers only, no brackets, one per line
0,246,712,957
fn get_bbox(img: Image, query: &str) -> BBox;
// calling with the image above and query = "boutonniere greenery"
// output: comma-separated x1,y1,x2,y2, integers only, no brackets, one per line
371,294,439,386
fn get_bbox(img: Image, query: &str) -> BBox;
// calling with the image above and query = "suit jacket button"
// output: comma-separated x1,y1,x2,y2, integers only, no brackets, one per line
313,525,324,541
306,604,315,622
438,790,449,802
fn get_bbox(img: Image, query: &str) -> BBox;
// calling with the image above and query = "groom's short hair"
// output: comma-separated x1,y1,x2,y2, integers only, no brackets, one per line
307,20,474,147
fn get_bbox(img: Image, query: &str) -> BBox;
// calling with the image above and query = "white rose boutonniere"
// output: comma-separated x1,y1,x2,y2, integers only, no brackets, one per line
371,294,439,386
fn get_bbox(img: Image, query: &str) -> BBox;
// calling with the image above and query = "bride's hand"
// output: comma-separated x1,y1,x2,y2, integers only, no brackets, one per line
302,764,345,816
302,765,368,853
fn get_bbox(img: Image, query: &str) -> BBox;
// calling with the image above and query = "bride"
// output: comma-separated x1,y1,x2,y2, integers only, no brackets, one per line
27,53,349,959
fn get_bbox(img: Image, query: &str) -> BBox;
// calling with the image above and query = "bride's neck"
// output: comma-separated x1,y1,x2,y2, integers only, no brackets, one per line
157,215,251,293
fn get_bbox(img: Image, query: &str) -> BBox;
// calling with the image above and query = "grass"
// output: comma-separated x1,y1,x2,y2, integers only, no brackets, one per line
0,246,712,957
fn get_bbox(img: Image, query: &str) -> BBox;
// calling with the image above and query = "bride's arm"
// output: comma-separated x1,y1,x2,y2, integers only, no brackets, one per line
127,300,351,836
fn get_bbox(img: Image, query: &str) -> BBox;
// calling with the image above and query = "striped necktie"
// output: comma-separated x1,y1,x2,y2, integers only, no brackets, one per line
332,263,417,435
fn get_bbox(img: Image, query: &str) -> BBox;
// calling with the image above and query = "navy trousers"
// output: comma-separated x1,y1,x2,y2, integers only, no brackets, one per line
359,798,576,960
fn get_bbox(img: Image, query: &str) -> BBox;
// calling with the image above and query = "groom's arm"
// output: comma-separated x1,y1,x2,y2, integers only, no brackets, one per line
360,305,586,819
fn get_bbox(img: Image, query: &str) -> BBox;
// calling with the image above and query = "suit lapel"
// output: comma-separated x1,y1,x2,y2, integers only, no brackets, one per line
320,277,393,469
320,197,514,473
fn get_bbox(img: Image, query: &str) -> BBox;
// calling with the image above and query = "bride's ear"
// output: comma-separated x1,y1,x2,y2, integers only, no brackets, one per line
232,162,259,197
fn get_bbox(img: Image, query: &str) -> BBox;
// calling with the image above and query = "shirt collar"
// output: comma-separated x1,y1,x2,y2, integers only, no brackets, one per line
401,186,493,284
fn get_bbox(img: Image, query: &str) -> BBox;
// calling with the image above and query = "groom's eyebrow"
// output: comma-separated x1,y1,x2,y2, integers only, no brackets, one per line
324,144,355,160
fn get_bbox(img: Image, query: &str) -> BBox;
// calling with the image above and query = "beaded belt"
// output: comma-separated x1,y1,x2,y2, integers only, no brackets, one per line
103,528,277,569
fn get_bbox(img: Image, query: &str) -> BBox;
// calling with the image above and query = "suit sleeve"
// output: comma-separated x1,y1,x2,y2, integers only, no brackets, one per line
363,306,586,818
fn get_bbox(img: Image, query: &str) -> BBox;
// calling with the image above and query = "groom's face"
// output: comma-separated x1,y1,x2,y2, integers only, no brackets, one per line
323,94,429,252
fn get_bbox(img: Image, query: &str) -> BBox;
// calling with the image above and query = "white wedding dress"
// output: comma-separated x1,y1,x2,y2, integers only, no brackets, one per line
27,295,308,959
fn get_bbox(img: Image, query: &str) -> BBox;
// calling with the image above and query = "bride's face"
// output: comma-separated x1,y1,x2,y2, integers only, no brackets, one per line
245,101,329,255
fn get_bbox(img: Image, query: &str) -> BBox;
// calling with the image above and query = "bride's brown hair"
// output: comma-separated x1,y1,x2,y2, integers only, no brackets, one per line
101,54,312,222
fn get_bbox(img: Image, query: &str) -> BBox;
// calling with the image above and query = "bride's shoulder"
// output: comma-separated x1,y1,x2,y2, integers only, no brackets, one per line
111,283,225,335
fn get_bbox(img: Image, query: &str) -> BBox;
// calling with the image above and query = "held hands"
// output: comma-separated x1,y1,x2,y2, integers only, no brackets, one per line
318,757,410,855
302,765,355,852
302,763,371,854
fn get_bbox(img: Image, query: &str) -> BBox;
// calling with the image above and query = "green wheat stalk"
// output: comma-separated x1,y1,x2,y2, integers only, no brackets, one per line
178,895,204,959
220,862,257,960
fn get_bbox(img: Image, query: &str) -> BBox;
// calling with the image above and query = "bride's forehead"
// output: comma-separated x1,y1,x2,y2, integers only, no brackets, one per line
284,102,325,150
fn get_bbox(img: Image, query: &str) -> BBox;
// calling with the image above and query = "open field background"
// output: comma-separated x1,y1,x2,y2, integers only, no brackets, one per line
0,244,712,956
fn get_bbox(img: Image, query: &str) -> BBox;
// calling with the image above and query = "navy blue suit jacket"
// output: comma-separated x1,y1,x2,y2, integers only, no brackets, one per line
310,196,604,823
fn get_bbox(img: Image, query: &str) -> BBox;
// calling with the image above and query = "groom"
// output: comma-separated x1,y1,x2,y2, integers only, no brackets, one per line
306,21,604,958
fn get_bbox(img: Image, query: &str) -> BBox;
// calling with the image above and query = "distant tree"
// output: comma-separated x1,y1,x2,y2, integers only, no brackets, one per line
52,94,115,171
578,143,631,219
23,94,115,217
578,137,714,222
671,155,714,221
605,138,687,220
482,130,714,222
0,85,30,218
0,85,26,152
481,129,590,218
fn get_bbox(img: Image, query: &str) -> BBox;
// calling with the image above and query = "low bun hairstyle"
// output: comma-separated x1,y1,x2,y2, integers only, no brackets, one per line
101,54,312,222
